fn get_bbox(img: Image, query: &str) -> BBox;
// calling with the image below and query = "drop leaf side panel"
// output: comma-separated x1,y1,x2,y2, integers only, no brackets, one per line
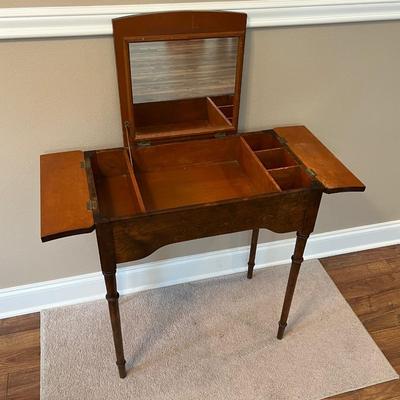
274,126,365,193
40,151,94,242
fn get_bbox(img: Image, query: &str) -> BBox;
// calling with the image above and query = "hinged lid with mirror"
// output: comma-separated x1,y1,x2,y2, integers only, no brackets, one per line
113,11,247,146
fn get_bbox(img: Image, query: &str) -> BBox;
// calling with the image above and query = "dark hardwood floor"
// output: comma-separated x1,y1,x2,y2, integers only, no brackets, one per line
0,244,399,399
0,313,40,400
322,245,400,399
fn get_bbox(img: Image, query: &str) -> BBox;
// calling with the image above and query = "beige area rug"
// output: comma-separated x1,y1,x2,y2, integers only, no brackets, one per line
41,260,398,400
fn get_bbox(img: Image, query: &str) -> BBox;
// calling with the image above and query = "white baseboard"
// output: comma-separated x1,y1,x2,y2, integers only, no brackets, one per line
1,220,399,319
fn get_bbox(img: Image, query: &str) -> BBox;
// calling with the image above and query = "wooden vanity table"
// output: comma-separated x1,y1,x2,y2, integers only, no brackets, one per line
40,11,365,379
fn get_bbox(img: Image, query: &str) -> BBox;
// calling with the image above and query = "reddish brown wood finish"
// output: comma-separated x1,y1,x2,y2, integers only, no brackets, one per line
269,166,313,190
40,151,94,242
109,189,322,263
91,149,145,218
112,11,247,145
132,97,234,141
274,126,366,193
238,138,281,193
242,132,282,151
255,148,297,169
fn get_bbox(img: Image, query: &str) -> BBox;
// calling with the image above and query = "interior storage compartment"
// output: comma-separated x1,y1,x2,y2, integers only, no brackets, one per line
132,136,280,212
243,132,282,151
255,148,297,169
269,166,313,191
210,95,234,121
242,132,315,191
91,136,316,219
91,149,145,218
134,97,234,141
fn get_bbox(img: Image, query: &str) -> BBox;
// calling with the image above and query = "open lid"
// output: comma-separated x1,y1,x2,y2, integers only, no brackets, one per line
112,11,247,145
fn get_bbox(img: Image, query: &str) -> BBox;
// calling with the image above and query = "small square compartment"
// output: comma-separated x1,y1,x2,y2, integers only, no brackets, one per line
209,95,234,107
243,132,282,151
269,166,313,191
256,148,297,169
134,97,233,141
210,95,234,120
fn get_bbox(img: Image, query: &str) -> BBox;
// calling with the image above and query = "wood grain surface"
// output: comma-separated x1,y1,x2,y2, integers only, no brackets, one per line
40,151,94,241
0,313,40,399
274,125,366,193
322,245,400,399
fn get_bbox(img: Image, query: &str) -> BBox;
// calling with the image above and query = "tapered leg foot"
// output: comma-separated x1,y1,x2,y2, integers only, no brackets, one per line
247,265,254,279
104,275,127,379
277,322,287,340
117,362,127,378
247,229,259,279
276,232,309,340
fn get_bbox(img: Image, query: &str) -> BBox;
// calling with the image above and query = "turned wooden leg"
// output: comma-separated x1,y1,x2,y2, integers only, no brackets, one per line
277,231,309,339
103,271,127,378
247,228,259,279
96,225,127,379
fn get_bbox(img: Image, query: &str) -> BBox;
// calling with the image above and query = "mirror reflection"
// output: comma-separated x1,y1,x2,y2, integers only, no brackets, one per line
129,37,238,104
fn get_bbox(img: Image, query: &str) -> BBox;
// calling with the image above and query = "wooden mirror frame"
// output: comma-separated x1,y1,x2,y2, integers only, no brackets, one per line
112,11,247,146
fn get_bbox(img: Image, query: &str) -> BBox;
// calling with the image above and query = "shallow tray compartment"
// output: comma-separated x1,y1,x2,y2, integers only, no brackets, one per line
134,97,234,141
90,136,316,219
133,136,280,212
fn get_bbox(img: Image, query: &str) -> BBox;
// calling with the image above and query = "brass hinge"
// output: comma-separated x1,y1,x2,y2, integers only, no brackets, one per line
86,199,97,211
124,120,134,164
137,141,151,147
124,120,133,134
277,135,287,145
124,120,135,142
214,132,226,139
306,167,317,177
81,161,89,169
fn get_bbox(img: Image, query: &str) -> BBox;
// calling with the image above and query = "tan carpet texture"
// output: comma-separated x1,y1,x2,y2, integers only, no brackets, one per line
41,260,398,400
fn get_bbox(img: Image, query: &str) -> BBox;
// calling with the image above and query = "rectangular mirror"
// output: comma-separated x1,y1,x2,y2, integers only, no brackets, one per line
129,37,238,104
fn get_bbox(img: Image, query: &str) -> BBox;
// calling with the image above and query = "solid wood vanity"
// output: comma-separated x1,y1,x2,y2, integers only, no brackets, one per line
40,11,365,379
